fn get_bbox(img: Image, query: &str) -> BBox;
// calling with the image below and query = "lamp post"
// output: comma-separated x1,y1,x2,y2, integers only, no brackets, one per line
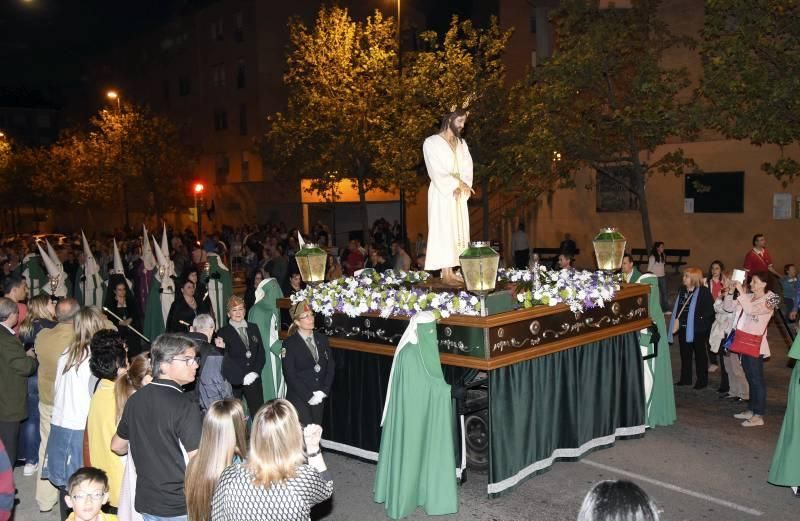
193,182,205,240
393,0,408,249
459,241,500,316
106,89,130,229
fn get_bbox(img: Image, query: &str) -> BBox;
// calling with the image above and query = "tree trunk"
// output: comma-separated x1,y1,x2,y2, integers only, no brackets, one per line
632,159,653,250
356,168,370,247
481,178,490,242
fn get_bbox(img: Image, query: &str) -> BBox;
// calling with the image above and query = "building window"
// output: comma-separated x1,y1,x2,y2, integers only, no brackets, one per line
212,64,226,87
530,15,537,34
595,167,639,212
214,110,228,131
179,77,191,96
684,172,744,213
241,151,250,182
239,104,247,135
216,155,229,185
211,20,224,41
235,12,244,42
237,60,246,89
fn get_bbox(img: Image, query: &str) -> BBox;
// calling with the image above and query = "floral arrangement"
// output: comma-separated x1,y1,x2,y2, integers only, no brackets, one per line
290,270,481,319
498,266,621,313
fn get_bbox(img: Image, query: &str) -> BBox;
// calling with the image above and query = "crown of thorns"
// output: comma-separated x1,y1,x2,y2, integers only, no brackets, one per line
448,93,476,113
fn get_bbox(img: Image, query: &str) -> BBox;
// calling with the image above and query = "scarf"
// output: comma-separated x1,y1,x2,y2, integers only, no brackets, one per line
668,288,699,343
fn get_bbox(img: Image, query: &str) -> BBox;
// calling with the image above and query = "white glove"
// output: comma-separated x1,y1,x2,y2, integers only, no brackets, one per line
308,394,322,406
313,390,326,402
303,424,323,453
242,372,258,386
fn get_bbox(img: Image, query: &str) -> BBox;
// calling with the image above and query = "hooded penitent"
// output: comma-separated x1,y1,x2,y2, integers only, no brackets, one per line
110,239,133,289
204,252,233,328
143,237,176,341
142,225,157,272
247,278,285,401
37,242,69,297
75,231,105,307
374,311,459,519
22,251,47,298
134,224,157,317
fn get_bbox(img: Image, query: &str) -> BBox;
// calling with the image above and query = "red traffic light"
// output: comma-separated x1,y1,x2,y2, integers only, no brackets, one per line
193,182,205,194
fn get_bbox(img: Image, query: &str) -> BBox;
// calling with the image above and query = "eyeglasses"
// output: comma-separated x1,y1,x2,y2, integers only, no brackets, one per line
172,356,200,366
70,491,106,503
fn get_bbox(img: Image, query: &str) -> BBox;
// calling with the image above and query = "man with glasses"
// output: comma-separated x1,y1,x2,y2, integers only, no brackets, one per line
111,334,203,521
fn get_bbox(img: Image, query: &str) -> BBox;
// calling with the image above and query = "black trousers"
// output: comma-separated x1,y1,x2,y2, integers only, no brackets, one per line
290,397,325,427
0,420,19,465
513,250,529,269
233,380,264,417
678,329,710,386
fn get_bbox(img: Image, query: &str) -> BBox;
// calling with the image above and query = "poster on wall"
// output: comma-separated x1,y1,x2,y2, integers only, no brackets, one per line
773,192,792,220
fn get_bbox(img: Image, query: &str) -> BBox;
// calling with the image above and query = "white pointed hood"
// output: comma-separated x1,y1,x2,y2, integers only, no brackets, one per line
152,237,176,282
112,239,125,275
81,231,100,277
297,230,306,248
161,224,170,259
142,225,157,271
45,240,62,270
37,242,68,296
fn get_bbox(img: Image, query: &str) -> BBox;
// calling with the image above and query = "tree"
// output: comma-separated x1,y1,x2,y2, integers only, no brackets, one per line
262,6,401,243
532,0,699,249
701,0,800,183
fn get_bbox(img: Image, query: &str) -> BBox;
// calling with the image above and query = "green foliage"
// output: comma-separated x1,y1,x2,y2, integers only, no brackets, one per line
701,0,800,183
530,0,699,247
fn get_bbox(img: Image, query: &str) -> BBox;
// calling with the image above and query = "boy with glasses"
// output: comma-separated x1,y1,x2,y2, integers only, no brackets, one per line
64,467,117,521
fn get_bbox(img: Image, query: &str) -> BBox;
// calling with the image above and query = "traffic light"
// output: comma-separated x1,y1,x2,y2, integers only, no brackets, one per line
193,182,205,195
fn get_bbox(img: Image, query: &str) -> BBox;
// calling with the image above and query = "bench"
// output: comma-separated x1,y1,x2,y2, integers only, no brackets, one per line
630,248,690,273
531,247,581,267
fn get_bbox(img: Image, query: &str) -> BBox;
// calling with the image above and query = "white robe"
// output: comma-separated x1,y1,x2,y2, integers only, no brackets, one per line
423,134,473,271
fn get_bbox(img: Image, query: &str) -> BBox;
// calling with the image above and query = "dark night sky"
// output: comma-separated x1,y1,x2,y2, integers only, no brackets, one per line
0,0,482,108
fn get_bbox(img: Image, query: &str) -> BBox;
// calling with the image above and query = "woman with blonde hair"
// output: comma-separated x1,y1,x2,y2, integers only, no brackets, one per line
116,352,152,521
17,293,56,476
211,399,333,521
42,306,114,516
668,267,715,389
185,399,248,521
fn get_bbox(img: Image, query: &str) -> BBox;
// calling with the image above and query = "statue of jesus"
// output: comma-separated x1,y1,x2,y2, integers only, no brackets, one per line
423,105,473,286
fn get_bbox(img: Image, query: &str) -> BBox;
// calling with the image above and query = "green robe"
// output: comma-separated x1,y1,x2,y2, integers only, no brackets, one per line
631,272,677,428
247,278,285,402
374,313,458,519
22,254,47,297
205,254,233,328
768,336,800,486
143,277,166,341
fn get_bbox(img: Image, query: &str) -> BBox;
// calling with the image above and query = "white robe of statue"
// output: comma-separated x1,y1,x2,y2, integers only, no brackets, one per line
423,134,473,271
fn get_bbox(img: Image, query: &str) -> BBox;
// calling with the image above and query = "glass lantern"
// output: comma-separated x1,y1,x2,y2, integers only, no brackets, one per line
296,243,327,284
592,227,627,271
459,241,500,296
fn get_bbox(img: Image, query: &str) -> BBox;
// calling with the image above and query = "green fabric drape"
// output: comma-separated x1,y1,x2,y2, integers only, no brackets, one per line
143,277,166,341
768,334,800,487
488,332,645,496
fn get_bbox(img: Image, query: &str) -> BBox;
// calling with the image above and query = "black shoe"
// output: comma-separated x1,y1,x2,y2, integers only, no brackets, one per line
675,381,691,386
717,387,730,394
693,383,708,390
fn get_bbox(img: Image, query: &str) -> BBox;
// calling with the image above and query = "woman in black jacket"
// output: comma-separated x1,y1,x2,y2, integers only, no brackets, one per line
166,278,212,333
668,267,716,389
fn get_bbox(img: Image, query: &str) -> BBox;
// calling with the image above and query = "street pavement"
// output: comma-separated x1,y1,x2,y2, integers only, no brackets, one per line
13,322,798,520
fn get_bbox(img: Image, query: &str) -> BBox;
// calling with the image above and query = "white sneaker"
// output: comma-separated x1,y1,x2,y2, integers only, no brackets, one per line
733,410,753,420
23,462,39,476
742,416,764,427
708,364,719,373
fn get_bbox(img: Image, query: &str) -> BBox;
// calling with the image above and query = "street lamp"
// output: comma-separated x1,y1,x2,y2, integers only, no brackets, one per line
296,243,327,285
459,241,500,316
592,227,627,271
193,182,205,240
107,90,121,112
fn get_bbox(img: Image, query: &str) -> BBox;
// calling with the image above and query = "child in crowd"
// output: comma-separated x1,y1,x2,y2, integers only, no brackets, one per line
64,467,117,521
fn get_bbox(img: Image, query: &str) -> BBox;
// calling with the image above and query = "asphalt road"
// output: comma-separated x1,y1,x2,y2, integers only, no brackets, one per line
13,322,798,521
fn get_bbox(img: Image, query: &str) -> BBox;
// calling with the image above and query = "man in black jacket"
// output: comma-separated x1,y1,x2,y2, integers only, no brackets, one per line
217,296,265,416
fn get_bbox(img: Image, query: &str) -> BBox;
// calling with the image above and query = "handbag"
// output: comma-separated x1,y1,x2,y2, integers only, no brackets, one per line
672,293,692,335
728,329,763,358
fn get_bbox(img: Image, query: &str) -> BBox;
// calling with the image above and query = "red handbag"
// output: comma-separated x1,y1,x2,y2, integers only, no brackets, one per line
728,329,763,358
